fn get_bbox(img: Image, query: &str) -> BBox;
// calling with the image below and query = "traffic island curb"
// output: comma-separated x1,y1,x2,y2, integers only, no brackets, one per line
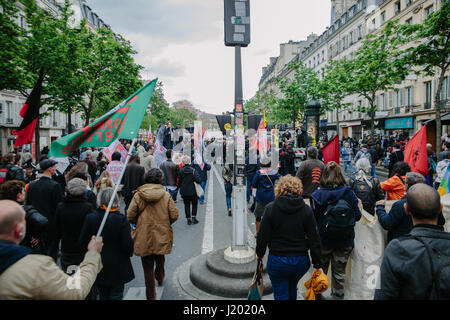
174,248,273,300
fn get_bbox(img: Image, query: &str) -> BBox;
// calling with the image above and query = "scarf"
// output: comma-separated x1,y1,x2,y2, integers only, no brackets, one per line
100,205,119,212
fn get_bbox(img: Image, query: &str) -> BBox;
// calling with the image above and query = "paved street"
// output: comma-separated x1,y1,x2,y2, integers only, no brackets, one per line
123,164,256,300
121,163,388,300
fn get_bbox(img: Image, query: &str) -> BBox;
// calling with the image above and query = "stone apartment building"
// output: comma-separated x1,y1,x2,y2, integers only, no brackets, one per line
0,0,114,154
256,0,449,143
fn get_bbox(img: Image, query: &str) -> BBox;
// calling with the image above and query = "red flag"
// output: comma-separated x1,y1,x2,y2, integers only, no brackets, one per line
405,125,428,176
321,135,340,165
12,72,44,147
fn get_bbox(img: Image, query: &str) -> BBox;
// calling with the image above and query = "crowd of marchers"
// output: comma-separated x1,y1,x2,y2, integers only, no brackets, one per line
0,125,449,300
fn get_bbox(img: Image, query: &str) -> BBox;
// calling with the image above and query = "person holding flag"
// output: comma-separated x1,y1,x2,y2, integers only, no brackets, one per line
48,79,158,242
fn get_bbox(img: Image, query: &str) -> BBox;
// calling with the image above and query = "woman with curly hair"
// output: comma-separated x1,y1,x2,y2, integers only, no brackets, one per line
255,175,323,300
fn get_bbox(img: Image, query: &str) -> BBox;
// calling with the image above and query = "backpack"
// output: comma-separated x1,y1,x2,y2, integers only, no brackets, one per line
412,235,450,300
350,177,374,213
360,150,372,163
0,165,10,184
323,199,356,241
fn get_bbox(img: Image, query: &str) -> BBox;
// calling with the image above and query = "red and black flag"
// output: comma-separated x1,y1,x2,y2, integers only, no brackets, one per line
12,73,44,147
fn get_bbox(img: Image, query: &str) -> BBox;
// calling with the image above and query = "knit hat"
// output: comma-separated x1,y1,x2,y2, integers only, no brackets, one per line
67,178,87,197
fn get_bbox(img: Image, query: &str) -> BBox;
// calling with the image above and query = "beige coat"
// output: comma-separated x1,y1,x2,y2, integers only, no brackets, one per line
0,250,102,300
127,184,179,256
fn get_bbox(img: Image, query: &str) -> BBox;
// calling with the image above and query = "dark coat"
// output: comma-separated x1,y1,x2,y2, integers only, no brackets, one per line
179,164,201,198
252,169,281,206
374,225,450,300
25,176,64,254
55,196,94,264
192,163,211,182
160,160,180,186
121,163,145,199
256,195,322,269
377,199,446,243
80,208,134,287
310,186,362,249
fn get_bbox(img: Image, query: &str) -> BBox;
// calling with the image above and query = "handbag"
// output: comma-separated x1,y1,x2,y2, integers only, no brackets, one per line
247,259,264,300
192,168,204,198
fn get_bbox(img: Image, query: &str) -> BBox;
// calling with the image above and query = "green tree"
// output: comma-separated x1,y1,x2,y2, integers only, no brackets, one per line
141,81,171,133
0,0,28,91
244,91,278,125
319,58,353,137
275,62,320,128
46,23,143,127
399,1,450,155
19,0,77,158
347,20,411,138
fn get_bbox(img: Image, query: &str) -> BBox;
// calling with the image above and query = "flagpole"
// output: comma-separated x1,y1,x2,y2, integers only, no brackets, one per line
96,138,137,239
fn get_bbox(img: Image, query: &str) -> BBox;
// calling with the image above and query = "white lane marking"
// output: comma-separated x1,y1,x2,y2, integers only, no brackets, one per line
201,174,214,255
212,165,225,194
123,286,164,300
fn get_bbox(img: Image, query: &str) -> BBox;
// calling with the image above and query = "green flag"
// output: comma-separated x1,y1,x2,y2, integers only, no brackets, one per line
48,79,157,158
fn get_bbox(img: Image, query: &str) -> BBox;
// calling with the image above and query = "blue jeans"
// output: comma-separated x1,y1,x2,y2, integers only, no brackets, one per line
267,254,311,300
199,180,207,203
246,175,255,202
371,163,377,178
225,183,232,210
343,161,354,174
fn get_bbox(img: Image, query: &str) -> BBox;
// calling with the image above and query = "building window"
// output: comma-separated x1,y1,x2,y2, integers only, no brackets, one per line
381,93,386,111
381,11,386,24
395,1,401,15
358,25,363,39
425,5,434,18
406,86,413,107
389,91,393,108
395,90,401,114
441,77,449,102
406,0,413,7
6,101,12,124
425,81,432,109
406,17,413,25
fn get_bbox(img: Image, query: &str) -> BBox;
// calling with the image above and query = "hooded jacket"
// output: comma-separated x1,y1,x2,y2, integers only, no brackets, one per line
310,185,361,249
127,184,179,257
255,195,322,269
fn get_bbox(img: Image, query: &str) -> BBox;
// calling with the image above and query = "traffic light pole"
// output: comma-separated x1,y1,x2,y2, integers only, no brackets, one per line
231,45,248,252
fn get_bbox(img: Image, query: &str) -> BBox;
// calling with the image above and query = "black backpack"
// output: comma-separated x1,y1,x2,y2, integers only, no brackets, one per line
323,199,356,241
412,235,450,300
350,177,374,214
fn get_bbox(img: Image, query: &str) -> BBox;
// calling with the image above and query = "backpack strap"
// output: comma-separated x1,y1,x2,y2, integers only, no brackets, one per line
411,235,440,300
265,173,274,188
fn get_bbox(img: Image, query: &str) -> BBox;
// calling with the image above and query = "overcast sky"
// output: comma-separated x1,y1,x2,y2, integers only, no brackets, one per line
88,0,331,115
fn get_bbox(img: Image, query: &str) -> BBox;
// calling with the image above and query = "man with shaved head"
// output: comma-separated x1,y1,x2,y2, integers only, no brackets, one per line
0,200,104,300
375,184,450,299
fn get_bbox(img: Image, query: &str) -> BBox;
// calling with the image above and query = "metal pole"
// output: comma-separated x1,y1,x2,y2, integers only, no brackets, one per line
232,45,248,251
96,138,137,238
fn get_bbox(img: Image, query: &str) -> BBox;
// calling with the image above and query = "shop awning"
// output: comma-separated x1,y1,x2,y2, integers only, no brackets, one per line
424,111,450,125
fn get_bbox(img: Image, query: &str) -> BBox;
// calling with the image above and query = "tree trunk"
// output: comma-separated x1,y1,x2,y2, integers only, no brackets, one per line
336,107,340,139
435,72,445,158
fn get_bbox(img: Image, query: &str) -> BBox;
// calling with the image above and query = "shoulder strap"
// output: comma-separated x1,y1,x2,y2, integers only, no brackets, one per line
265,173,274,188
397,175,405,185
411,235,439,300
